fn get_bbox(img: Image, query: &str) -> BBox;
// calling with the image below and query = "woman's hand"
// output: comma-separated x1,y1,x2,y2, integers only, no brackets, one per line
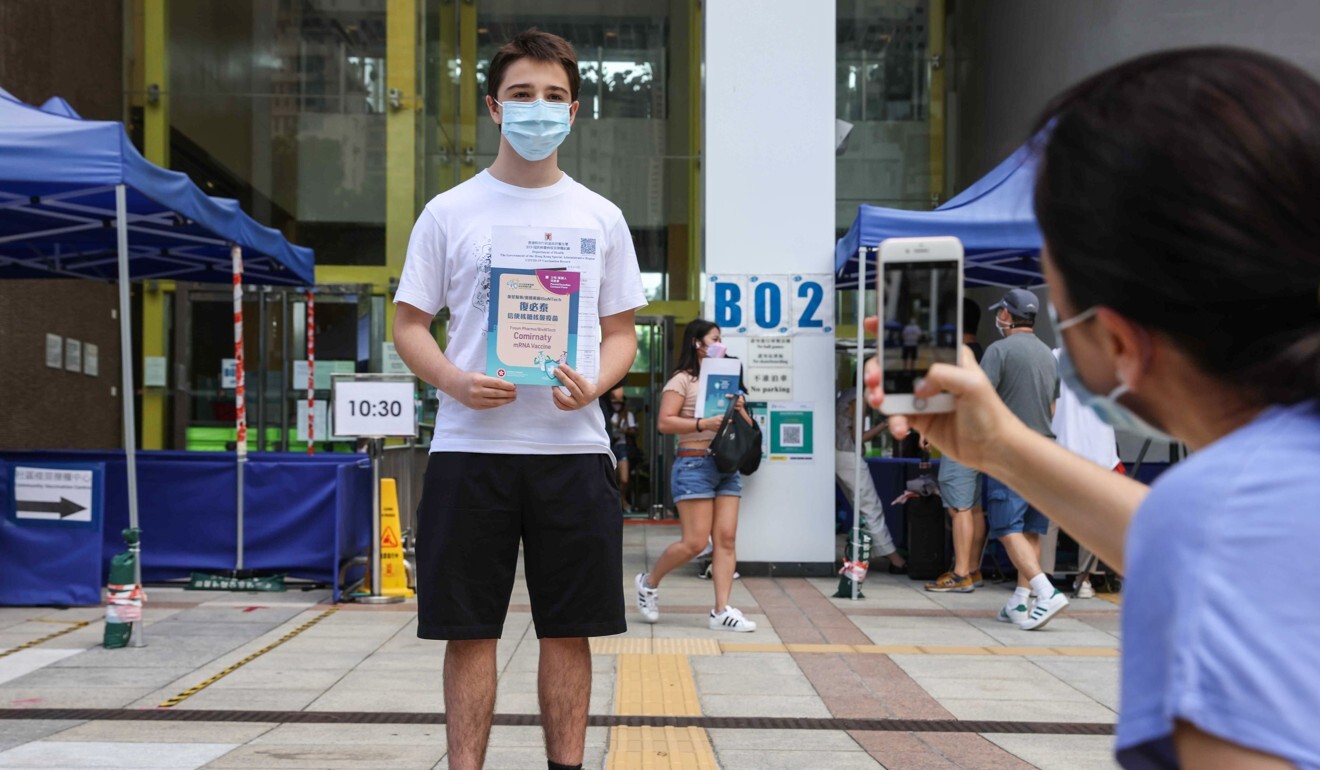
862,317,1019,472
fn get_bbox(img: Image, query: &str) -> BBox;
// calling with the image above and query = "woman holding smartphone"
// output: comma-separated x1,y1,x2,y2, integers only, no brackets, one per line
868,48,1320,769
635,319,757,632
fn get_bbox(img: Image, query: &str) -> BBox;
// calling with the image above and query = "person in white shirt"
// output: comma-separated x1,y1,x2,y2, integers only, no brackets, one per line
1051,348,1122,598
901,318,923,369
392,29,646,770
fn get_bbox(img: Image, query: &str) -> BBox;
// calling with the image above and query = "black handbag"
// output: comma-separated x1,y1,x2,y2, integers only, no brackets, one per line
709,396,763,475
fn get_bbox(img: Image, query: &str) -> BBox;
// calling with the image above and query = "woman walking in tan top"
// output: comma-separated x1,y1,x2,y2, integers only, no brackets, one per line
635,319,757,632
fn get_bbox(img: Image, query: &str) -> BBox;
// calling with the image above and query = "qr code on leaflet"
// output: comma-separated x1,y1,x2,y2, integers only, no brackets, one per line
580,237,597,255
780,423,804,448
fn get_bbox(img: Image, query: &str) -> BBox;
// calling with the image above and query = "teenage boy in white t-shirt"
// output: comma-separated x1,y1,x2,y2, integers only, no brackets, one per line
393,29,646,770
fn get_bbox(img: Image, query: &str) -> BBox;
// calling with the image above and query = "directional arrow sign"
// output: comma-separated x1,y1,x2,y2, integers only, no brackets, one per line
12,467,94,523
16,497,87,518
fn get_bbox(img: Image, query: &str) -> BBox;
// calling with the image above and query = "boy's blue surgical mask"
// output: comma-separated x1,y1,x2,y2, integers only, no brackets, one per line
496,99,571,161
1052,305,1174,442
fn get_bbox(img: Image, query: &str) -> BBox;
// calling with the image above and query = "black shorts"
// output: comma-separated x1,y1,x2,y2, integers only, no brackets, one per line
414,452,626,640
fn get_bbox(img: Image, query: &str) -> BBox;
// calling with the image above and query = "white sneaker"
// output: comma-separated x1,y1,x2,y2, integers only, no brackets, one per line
709,606,757,633
998,599,1031,625
695,537,714,560
635,573,659,623
1074,578,1096,599
1021,589,1070,630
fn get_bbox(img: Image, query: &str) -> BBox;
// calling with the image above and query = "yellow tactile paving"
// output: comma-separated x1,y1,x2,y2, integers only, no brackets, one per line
785,643,856,653
607,654,719,768
606,726,719,770
590,638,723,656
719,642,787,653
1054,647,1120,657
614,654,703,717
1096,592,1123,606
919,645,992,655
651,638,722,656
591,638,654,655
988,646,1060,656
854,644,923,655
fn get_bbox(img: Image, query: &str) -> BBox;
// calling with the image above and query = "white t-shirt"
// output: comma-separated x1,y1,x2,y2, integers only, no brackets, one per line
394,170,647,456
902,324,922,346
1050,348,1120,469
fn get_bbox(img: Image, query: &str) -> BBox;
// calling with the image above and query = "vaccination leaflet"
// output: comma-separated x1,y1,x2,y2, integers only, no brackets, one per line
486,268,581,386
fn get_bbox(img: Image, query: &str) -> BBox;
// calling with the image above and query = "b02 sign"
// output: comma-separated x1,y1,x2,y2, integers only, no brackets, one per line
331,376,418,438
706,274,833,336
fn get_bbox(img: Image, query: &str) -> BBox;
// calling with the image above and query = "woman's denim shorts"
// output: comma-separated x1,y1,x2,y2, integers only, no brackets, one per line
671,453,742,503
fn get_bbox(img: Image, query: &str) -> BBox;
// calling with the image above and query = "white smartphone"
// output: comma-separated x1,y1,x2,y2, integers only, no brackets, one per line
876,236,964,415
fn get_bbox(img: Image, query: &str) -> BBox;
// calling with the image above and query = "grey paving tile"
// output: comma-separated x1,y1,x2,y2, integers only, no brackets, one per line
0,649,86,686
0,740,238,769
172,687,327,711
701,694,831,718
306,686,445,713
983,733,1121,770
328,668,443,693
47,641,245,670
890,654,1043,680
233,650,370,670
207,666,349,690
46,721,277,744
0,665,196,690
251,723,446,746
919,675,1096,703
1030,658,1120,711
715,749,882,769
695,671,819,697
708,728,866,752
0,688,150,709
0,720,83,752
691,652,803,676
939,697,1116,723
966,617,1119,648
201,742,440,769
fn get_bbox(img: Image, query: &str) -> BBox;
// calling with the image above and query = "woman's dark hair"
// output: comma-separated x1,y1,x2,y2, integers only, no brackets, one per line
1033,47,1320,404
675,319,718,378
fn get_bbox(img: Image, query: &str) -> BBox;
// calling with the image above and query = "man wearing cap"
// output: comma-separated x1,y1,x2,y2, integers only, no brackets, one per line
982,288,1069,630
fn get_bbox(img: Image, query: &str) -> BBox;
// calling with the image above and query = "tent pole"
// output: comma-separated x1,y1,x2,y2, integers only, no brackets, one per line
115,184,146,647
232,244,246,573
853,248,867,601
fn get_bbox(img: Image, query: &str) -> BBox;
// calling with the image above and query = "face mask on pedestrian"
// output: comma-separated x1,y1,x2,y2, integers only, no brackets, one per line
995,310,1013,337
704,342,727,359
495,99,571,161
611,401,623,411
1051,305,1174,442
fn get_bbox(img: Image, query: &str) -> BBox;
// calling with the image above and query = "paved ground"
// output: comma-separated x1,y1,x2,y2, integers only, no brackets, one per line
0,523,1122,769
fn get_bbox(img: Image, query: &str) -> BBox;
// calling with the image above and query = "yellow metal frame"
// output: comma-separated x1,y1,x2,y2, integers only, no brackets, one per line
384,0,421,342
141,0,169,448
687,0,703,303
928,0,946,206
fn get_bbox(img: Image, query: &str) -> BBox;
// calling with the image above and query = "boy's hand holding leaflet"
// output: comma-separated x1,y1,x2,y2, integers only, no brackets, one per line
552,363,597,411
444,369,517,410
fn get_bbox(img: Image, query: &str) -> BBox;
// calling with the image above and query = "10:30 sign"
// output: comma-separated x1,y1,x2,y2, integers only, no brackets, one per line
705,274,834,336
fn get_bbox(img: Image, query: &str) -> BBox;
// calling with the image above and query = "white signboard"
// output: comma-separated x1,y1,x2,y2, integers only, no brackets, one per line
221,358,238,389
64,339,82,372
381,342,410,375
331,376,417,438
748,336,793,367
83,343,99,377
13,466,93,523
144,356,168,387
706,273,834,336
746,367,793,401
45,334,63,369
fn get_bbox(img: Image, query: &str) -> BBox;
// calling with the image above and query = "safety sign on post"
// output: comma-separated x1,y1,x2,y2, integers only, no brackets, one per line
364,478,413,598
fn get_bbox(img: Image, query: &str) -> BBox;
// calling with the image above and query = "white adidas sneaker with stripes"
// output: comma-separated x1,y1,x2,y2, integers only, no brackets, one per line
709,605,757,632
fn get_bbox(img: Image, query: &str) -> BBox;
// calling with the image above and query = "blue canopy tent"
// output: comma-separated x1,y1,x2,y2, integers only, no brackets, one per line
0,89,314,620
834,142,1044,290
832,143,1045,599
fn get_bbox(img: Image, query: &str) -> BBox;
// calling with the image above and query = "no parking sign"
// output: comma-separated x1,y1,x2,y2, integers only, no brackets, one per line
706,273,833,336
